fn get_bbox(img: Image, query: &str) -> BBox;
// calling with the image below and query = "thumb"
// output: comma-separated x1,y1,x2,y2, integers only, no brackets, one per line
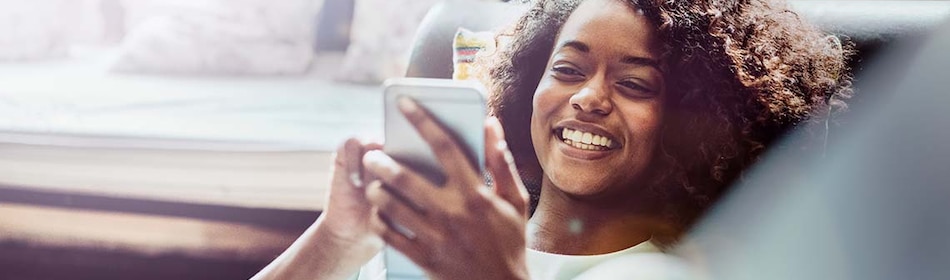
329,138,382,196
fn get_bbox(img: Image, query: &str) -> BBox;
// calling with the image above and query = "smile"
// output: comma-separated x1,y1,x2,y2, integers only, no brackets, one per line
555,127,617,151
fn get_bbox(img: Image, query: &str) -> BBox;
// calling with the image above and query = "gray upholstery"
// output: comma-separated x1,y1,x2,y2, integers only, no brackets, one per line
406,0,526,79
406,0,950,79
792,1,950,75
792,1,950,43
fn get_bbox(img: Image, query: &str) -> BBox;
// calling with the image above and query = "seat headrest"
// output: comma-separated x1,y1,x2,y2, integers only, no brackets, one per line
406,0,950,79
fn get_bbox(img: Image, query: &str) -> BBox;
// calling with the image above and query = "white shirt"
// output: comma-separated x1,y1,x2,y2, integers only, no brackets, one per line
525,240,661,280
354,240,665,280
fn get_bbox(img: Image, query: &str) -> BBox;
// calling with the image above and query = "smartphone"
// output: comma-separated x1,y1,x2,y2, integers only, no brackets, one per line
383,77,487,185
381,77,487,280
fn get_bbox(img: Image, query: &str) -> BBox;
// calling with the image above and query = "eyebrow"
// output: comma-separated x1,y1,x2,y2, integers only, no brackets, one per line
557,40,662,71
560,40,590,53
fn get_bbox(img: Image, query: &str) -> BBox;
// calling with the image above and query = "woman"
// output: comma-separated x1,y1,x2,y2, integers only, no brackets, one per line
255,0,852,279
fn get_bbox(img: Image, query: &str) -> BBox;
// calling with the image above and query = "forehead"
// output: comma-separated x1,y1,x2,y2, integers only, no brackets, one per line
557,0,660,57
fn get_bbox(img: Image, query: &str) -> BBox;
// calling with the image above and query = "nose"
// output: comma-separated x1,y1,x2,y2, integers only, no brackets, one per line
569,79,612,116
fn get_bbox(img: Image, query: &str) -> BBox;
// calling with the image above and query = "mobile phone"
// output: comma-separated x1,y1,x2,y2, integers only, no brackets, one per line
382,77,487,185
381,77,487,280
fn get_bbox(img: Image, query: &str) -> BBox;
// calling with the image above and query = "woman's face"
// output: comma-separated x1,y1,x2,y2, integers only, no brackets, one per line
531,0,665,197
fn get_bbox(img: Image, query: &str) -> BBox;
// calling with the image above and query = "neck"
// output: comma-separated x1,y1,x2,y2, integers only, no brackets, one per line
527,177,657,255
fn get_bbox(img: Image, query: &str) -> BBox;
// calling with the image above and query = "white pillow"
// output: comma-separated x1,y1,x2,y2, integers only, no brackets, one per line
112,0,323,75
0,0,110,61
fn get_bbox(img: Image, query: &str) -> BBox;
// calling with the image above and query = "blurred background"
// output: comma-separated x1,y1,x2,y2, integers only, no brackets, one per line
1,0,949,279
0,0,448,278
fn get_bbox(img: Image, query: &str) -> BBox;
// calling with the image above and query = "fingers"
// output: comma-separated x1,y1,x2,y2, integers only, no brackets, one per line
360,141,384,185
332,138,383,188
344,138,365,187
367,179,441,271
362,150,440,213
365,181,439,243
362,141,384,153
332,138,363,188
397,97,481,187
377,213,435,270
484,117,530,218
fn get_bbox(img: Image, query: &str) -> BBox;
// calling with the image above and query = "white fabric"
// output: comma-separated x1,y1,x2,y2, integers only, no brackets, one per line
571,253,692,280
356,252,388,280
113,0,323,75
0,0,111,61
356,240,663,280
120,0,321,41
525,240,662,280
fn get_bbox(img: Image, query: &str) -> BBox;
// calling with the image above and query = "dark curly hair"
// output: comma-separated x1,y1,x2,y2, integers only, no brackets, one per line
483,0,853,235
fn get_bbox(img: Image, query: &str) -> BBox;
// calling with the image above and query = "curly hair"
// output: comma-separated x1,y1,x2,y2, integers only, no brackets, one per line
483,0,853,234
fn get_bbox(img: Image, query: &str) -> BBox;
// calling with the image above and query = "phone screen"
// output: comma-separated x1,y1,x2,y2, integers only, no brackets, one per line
383,78,486,185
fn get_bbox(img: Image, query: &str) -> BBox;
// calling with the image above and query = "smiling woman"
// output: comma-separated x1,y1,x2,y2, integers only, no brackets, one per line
526,0,668,254
488,0,853,247
254,0,853,279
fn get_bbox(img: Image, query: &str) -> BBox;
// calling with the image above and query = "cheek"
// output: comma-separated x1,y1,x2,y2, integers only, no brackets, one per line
532,77,555,110
530,78,560,128
643,107,664,137
529,77,566,156
621,102,665,150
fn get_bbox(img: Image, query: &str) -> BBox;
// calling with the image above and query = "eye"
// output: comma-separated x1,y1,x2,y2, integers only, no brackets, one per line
616,79,658,98
550,65,586,82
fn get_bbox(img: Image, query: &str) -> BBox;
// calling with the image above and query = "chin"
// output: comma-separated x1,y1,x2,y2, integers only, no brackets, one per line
546,172,612,197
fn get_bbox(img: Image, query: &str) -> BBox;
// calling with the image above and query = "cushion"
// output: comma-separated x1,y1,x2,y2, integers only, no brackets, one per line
112,0,324,75
406,0,527,79
0,0,111,61
452,28,496,81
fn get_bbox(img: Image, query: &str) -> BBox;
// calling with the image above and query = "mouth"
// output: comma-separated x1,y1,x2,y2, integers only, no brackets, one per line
554,127,620,151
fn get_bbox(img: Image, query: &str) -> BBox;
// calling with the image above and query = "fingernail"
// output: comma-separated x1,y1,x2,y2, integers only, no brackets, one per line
364,150,399,175
349,172,363,188
397,96,417,113
364,150,382,161
365,180,383,190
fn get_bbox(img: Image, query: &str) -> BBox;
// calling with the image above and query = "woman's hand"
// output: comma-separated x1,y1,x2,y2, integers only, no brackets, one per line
362,97,531,280
253,138,384,280
322,138,385,243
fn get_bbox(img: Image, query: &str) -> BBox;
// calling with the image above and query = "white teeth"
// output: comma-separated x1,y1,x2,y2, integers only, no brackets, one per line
560,128,613,149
